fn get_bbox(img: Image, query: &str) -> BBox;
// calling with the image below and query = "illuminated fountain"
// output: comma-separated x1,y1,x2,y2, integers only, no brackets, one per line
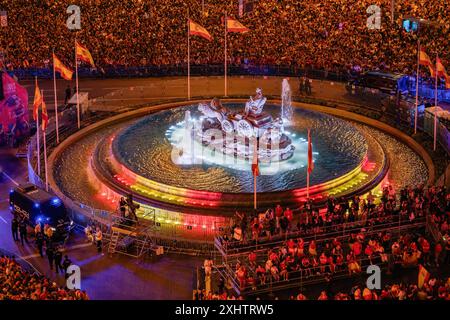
195,88,295,163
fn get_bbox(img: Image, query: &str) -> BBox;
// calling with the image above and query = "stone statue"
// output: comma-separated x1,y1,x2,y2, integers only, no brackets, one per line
244,88,267,117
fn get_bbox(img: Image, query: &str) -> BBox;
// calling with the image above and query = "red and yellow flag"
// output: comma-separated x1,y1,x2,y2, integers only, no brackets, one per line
32,79,42,121
419,48,433,67
189,20,213,41
418,264,430,289
41,97,48,131
307,129,314,174
53,54,73,80
436,57,448,78
226,17,249,33
75,41,95,67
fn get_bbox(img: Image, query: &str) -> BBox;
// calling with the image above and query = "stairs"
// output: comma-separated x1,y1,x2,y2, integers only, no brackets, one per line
108,230,120,254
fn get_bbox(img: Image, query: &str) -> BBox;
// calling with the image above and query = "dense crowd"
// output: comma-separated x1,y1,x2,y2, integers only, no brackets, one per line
0,1,448,75
223,185,449,245
0,255,89,300
196,276,450,300
206,185,450,298
234,231,445,291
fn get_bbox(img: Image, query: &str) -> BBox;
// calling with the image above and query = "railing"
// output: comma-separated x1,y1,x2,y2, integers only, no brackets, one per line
214,215,426,257
218,219,425,296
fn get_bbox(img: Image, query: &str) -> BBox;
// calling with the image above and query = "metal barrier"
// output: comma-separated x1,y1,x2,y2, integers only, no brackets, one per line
216,219,425,296
214,215,426,257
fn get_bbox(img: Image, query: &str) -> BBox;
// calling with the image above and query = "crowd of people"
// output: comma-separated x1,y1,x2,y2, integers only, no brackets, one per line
221,185,449,245
206,184,450,297
0,1,448,76
195,275,450,300
0,255,89,300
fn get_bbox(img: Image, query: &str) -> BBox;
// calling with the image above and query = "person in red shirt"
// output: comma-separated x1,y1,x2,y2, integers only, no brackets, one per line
255,264,266,285
419,236,431,266
284,207,293,225
435,242,443,267
352,240,362,256
317,291,328,300
319,252,328,274
248,251,257,267
301,256,311,278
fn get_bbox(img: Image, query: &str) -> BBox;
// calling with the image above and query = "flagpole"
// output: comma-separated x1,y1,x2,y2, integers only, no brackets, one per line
224,11,228,97
254,174,257,210
75,37,80,129
52,49,59,144
434,53,438,151
414,40,420,134
42,90,48,191
307,171,310,199
35,77,41,177
187,12,191,100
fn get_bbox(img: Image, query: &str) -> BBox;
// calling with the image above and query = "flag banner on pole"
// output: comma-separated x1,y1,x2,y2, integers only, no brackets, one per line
445,75,450,89
189,20,213,41
418,264,430,289
226,17,249,33
251,139,260,176
53,54,73,80
307,129,314,174
419,48,433,66
33,80,42,121
75,41,95,67
436,57,448,78
41,98,48,131
0,11,7,27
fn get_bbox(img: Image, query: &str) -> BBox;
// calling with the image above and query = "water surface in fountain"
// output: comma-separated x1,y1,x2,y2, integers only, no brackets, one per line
113,104,368,193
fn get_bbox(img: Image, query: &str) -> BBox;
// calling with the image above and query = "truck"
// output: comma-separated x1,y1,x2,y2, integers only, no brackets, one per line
9,183,73,243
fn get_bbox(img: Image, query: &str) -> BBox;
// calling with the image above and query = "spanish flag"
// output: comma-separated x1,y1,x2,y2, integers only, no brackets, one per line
226,17,249,33
75,41,95,67
418,264,430,289
41,97,48,132
436,57,448,78
189,20,213,41
53,54,73,80
33,79,42,121
419,48,436,77
419,48,433,67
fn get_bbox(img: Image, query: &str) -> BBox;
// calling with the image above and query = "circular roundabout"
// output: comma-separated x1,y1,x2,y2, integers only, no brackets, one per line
49,99,430,241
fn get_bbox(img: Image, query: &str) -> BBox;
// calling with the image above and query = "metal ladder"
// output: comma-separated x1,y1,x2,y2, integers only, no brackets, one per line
108,230,120,254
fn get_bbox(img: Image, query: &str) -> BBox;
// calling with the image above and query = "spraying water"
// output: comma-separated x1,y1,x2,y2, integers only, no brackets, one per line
281,78,293,126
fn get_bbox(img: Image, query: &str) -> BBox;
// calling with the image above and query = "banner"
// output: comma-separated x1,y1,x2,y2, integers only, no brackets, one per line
0,72,29,144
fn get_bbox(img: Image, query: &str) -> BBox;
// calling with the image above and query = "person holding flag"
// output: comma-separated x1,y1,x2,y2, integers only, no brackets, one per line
74,40,95,129
307,129,314,199
418,264,430,289
52,52,73,144
224,14,249,96
187,18,213,100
